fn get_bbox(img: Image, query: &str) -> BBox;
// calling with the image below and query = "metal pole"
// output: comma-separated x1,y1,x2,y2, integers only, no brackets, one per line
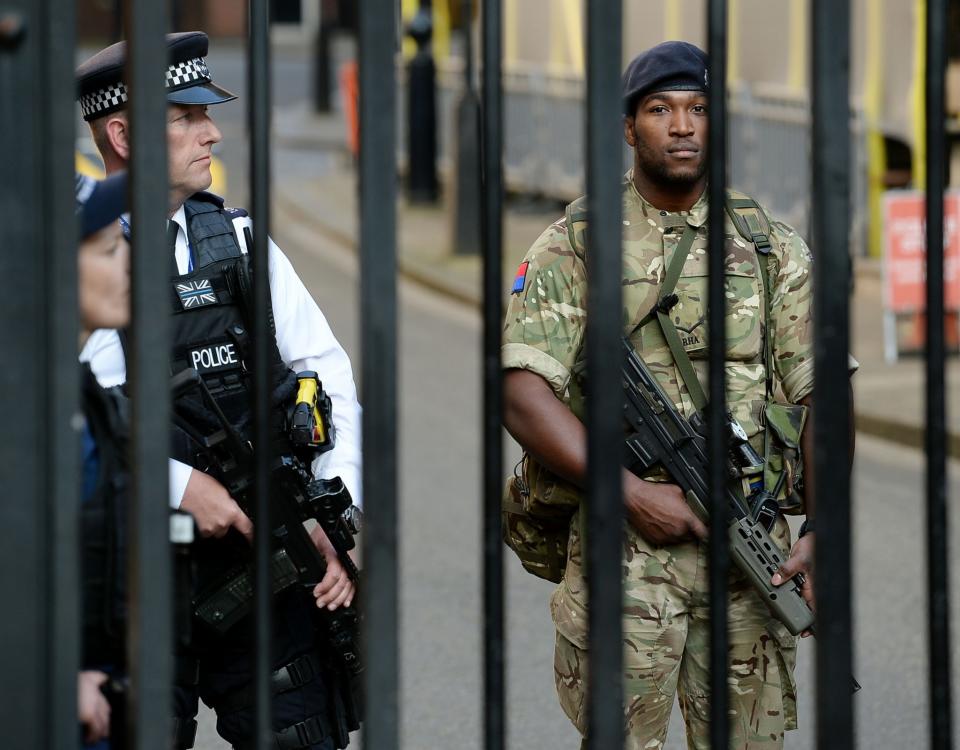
0,3,76,746
584,0,623,748
248,1,274,748
706,1,731,746
41,0,81,746
406,0,439,203
453,0,481,255
811,0,855,746
480,0,504,747
359,0,399,747
313,0,338,113
123,0,172,747
924,1,953,747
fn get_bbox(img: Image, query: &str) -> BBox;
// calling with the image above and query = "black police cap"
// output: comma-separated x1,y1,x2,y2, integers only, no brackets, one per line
76,31,237,122
622,41,708,116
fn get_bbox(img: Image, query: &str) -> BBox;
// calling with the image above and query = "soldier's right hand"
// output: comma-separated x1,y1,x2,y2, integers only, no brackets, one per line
624,474,708,545
180,469,254,541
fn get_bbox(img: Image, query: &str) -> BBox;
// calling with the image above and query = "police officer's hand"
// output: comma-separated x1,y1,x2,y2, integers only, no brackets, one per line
310,526,355,610
624,473,708,545
772,533,815,637
180,469,254,541
78,670,111,744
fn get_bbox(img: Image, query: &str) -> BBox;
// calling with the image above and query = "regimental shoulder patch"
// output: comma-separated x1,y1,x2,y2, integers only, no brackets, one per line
176,278,218,309
511,261,529,295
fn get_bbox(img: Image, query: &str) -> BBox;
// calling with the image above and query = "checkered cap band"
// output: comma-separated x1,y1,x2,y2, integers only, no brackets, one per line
80,81,129,119
165,56,211,89
80,56,211,118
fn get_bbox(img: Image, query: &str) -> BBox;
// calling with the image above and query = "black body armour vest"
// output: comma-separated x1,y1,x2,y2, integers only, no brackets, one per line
169,194,298,587
170,193,296,447
80,364,130,668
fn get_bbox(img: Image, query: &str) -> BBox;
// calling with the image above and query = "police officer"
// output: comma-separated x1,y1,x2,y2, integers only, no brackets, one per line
501,41,855,748
77,32,362,750
75,171,131,749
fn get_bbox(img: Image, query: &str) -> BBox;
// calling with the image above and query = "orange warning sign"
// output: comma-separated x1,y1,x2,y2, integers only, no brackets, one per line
883,191,960,312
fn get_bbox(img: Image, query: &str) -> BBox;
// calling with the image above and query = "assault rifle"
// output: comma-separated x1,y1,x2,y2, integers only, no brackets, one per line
622,339,862,692
621,338,814,635
170,368,363,728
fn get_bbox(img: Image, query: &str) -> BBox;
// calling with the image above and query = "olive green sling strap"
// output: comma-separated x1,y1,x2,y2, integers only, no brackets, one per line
632,195,777,410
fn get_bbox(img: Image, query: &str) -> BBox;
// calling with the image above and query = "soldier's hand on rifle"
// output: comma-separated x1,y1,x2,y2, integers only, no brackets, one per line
78,670,111,744
310,525,355,610
624,473,708,545
772,532,815,637
180,468,254,541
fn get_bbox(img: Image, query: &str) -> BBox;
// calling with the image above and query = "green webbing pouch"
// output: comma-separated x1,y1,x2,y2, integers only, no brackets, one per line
501,455,580,583
763,401,808,514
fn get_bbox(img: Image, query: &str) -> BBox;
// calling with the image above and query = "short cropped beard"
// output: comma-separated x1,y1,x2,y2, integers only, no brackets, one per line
634,139,708,188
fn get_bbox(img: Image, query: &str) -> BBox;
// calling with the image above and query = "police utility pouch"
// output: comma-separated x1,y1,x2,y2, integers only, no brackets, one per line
501,455,580,584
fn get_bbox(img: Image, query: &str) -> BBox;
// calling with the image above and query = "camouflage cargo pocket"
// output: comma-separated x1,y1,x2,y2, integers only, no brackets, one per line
501,456,580,583
763,401,808,515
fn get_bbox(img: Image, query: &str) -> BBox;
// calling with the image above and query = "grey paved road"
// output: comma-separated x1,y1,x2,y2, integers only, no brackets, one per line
193,190,960,748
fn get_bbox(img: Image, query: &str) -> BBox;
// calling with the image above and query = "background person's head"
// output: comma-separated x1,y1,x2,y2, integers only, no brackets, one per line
76,31,235,211
76,172,130,348
621,42,710,204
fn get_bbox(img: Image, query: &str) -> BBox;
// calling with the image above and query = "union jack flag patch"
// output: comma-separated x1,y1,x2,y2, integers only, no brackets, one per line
176,279,218,309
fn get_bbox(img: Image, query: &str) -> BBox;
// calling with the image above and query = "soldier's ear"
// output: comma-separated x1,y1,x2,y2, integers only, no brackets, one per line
623,115,637,147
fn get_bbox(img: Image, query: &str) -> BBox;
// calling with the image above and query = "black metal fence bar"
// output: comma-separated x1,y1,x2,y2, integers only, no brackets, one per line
583,1,623,748
480,0,505,748
122,1,172,747
0,2,77,746
705,2,731,745
359,2,399,748
924,1,953,747
811,1,854,746
41,0,81,746
248,1,274,748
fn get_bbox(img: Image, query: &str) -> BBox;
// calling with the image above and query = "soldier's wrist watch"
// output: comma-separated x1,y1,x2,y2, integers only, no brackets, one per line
798,519,815,538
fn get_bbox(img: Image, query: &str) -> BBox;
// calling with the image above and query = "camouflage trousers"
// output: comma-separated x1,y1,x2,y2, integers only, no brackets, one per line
551,519,798,750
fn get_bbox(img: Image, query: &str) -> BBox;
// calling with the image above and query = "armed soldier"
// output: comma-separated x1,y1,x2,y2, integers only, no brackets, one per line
77,32,362,750
501,41,856,748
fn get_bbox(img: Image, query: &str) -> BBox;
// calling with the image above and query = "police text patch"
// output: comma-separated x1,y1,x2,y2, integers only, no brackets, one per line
189,342,241,374
176,278,218,309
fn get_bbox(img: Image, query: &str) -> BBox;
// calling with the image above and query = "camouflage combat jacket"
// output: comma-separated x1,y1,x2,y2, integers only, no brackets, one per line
502,171,816,446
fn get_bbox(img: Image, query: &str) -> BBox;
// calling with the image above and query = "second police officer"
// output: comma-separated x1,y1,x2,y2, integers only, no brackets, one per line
77,32,362,750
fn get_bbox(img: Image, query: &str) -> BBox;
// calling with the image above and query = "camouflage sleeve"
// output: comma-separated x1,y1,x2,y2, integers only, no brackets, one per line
501,221,587,398
768,220,815,403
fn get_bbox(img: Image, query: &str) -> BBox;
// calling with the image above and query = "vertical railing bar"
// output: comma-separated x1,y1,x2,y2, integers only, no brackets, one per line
359,1,399,748
0,3,43,744
480,0,505,748
123,1,171,748
41,0,80,745
583,1,623,749
811,0,854,746
924,0,953,747
706,1,731,746
248,1,273,748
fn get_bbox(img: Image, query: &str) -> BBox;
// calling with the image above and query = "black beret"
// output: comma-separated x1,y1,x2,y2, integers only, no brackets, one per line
622,41,708,116
75,172,128,239
76,31,236,122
